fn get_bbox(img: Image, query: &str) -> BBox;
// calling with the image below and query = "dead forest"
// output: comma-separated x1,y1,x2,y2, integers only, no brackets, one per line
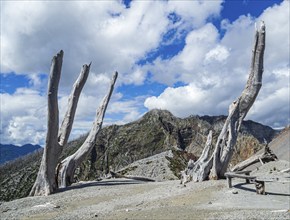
29,22,270,196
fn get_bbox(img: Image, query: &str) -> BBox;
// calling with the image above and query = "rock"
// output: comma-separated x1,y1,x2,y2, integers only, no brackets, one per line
232,190,238,194
32,202,59,209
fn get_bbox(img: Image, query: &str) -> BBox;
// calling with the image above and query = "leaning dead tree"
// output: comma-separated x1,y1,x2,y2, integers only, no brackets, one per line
181,22,266,184
30,50,118,196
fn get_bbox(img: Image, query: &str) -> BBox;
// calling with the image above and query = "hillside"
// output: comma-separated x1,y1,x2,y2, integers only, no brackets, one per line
0,144,41,165
268,126,290,161
0,109,278,202
81,109,277,179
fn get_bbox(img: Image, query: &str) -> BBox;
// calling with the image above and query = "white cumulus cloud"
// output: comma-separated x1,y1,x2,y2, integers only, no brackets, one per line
1,0,224,145
2,0,288,146
0,88,46,145
144,1,289,128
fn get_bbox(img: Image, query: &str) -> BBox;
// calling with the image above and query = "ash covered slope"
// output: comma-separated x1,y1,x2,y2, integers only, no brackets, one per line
268,126,290,161
0,109,277,201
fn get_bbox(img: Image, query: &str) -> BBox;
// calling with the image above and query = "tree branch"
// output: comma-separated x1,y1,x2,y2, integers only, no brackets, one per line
58,63,91,147
58,72,118,187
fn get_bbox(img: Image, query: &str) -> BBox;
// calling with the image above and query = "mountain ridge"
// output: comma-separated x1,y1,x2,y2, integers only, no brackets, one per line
0,109,280,201
0,143,42,165
84,109,277,178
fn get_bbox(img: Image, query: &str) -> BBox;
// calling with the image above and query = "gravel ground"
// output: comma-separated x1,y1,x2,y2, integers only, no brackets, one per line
1,161,289,220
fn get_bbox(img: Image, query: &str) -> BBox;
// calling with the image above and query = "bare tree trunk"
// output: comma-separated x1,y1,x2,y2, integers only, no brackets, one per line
181,22,266,183
57,72,118,188
30,51,91,196
181,131,213,185
209,22,266,180
30,51,63,196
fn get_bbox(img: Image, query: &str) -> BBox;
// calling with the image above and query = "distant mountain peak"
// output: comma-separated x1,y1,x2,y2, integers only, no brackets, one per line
0,143,41,165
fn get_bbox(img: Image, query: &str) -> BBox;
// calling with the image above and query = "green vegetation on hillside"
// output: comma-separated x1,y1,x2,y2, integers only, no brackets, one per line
0,109,278,202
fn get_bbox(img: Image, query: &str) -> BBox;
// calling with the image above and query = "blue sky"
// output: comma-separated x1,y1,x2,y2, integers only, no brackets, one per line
1,0,289,146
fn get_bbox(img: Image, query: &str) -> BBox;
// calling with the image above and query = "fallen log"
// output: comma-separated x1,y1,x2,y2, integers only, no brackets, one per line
109,171,155,182
231,144,278,172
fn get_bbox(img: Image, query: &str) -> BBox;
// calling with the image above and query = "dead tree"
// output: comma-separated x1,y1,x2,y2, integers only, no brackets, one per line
30,50,117,196
57,72,118,188
181,22,266,183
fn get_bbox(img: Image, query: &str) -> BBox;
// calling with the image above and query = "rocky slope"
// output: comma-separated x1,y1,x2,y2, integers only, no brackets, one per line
267,126,290,161
115,151,178,181
82,109,277,179
0,109,278,201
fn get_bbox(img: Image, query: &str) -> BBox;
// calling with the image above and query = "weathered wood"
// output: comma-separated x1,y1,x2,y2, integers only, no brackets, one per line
30,52,92,196
255,180,265,195
209,22,266,180
58,64,91,148
235,170,251,183
225,172,265,194
234,170,251,175
280,168,290,173
255,178,276,182
30,50,116,196
57,72,118,188
231,143,277,172
180,22,266,184
225,171,290,195
227,176,232,188
30,50,64,196
225,172,256,180
109,171,155,182
180,131,213,185
225,172,256,188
